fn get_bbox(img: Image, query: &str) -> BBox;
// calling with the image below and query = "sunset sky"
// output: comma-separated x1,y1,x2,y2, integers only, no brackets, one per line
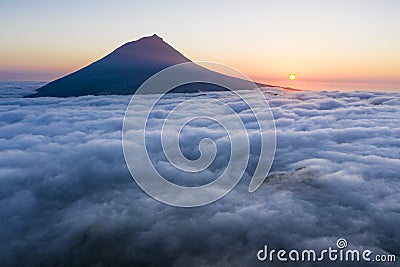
1,0,399,91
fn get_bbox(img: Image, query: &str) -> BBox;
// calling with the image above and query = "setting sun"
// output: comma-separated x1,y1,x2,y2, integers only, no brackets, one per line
289,73,296,80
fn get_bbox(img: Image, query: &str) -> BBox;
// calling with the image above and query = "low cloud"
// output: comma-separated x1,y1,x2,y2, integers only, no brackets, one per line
0,83,399,266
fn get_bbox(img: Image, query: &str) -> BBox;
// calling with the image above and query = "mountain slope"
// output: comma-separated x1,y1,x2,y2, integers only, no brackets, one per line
28,34,270,97
29,35,192,97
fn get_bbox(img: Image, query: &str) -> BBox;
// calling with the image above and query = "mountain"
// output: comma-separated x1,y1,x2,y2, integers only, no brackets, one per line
27,34,270,97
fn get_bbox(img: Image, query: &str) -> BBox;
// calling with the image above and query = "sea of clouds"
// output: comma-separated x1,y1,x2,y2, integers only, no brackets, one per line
0,81,399,266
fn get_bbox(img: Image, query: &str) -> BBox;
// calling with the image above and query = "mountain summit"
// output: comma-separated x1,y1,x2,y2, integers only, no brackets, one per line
28,34,271,97
29,34,193,97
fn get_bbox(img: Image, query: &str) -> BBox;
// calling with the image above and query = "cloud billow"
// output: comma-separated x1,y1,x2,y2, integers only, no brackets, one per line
0,83,399,266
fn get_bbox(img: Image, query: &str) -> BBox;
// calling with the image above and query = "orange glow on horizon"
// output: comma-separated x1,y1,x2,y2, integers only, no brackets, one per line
1,37,399,90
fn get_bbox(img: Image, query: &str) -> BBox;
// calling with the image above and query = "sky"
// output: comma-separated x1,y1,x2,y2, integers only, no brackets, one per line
0,0,399,91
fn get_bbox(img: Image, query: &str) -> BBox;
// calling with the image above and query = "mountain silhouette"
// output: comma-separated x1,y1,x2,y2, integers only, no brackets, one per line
28,34,271,97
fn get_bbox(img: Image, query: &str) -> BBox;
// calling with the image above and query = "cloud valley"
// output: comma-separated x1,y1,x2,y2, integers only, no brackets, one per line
0,82,399,266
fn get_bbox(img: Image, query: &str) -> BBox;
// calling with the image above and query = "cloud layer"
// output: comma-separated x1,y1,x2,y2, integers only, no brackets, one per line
0,82,399,266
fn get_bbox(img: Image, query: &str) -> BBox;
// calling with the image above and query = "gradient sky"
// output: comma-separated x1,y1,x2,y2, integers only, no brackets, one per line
1,0,399,91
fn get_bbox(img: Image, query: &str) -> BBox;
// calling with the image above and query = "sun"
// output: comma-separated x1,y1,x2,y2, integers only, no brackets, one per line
289,73,297,80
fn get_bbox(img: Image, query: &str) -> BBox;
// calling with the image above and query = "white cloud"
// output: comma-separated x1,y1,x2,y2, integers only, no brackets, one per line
0,83,399,266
